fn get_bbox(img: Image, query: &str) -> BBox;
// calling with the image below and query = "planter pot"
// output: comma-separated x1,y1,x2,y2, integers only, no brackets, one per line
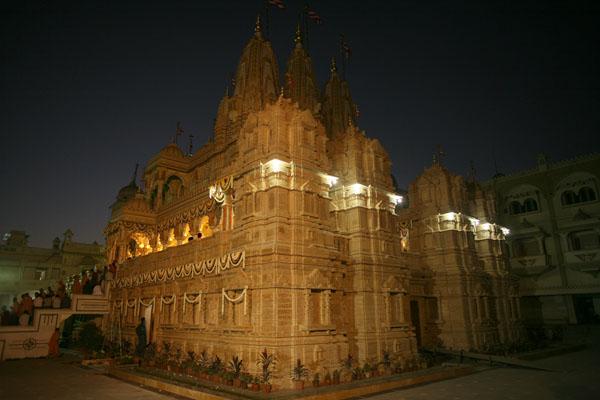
251,383,260,391
323,379,332,386
333,378,340,385
233,378,242,388
261,383,272,393
293,380,305,390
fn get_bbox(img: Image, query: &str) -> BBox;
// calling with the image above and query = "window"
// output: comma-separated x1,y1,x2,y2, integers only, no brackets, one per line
569,230,600,251
562,188,597,206
509,201,522,215
509,198,538,215
579,187,596,203
523,198,538,212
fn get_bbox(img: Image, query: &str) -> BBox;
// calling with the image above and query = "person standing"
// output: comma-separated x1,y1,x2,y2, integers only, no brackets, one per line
48,328,60,357
135,317,147,355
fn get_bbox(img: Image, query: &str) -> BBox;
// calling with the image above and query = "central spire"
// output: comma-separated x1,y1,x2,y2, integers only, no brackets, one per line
321,57,357,137
230,16,280,117
284,23,320,115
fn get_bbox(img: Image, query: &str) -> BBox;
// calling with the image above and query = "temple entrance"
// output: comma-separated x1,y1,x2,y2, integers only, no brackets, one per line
410,300,422,347
143,305,153,344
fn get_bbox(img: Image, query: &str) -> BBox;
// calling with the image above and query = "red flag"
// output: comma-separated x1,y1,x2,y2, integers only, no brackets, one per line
341,38,352,59
307,9,323,24
268,0,286,9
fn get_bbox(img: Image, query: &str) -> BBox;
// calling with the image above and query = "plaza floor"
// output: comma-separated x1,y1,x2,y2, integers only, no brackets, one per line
1,327,599,400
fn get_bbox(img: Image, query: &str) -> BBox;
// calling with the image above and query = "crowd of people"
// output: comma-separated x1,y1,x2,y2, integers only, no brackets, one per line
0,263,117,327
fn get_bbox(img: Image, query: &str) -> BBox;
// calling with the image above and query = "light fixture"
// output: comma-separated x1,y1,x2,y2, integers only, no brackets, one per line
468,217,480,227
321,173,339,187
350,183,364,195
480,223,491,231
388,193,403,205
266,158,285,173
501,227,510,236
440,212,456,221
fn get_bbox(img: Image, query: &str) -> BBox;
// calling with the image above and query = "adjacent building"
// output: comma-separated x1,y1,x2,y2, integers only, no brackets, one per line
0,229,105,307
484,153,600,325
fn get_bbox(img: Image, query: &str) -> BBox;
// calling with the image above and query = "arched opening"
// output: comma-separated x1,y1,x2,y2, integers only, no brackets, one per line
523,198,538,212
561,190,577,206
509,201,522,215
579,186,596,203
162,175,184,206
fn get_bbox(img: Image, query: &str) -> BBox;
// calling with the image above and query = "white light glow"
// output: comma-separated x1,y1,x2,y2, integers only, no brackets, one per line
501,227,510,236
322,174,339,187
480,223,491,231
468,217,480,227
350,183,365,195
265,158,290,173
441,212,456,221
388,193,403,205
209,185,216,199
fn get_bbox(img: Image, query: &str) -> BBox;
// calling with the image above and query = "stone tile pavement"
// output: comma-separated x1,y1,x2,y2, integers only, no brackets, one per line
364,327,600,400
0,356,174,400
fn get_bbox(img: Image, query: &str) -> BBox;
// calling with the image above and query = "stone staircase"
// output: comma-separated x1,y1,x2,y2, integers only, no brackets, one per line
0,293,109,360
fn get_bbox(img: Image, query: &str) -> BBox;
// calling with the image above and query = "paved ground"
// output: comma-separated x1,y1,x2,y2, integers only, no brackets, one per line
366,327,600,400
1,327,599,400
0,356,173,400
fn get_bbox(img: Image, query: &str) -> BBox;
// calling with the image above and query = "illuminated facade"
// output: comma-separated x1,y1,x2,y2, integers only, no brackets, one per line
105,20,521,387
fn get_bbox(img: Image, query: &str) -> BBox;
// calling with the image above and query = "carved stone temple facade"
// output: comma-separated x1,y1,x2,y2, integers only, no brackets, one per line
104,21,522,387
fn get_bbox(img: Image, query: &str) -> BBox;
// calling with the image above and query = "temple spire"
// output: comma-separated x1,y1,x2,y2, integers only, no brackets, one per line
284,21,320,114
321,56,357,137
254,14,262,37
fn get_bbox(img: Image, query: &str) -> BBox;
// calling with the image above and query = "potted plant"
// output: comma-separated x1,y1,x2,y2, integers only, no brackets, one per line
239,372,252,389
312,372,320,387
184,351,196,376
198,350,210,379
291,359,309,390
228,355,243,387
340,354,354,383
352,366,363,381
223,370,235,386
158,342,171,370
256,348,274,393
251,376,261,391
143,342,157,367
323,371,332,386
363,362,372,378
332,369,341,385
381,350,392,375
209,355,223,383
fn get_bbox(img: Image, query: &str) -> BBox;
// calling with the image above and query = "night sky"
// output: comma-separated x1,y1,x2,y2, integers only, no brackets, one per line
1,0,598,247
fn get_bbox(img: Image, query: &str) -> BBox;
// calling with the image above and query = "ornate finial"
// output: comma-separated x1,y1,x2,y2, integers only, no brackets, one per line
255,14,262,36
280,86,284,97
433,145,445,165
131,163,139,184
294,22,302,45
330,57,337,73
173,121,184,144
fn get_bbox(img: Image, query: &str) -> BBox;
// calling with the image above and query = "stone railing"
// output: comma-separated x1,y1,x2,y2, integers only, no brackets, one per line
0,293,109,361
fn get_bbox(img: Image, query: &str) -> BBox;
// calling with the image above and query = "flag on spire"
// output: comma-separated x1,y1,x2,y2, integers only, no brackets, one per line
306,8,323,24
268,0,286,9
340,35,352,60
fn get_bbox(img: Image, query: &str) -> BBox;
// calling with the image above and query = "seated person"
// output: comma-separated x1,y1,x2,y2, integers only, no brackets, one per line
19,310,30,326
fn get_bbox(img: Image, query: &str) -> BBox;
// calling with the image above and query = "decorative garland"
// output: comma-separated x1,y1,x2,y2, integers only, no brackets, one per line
160,294,176,311
157,198,217,231
111,250,245,289
183,292,202,314
222,286,248,316
105,220,154,236
209,175,234,204
125,298,137,316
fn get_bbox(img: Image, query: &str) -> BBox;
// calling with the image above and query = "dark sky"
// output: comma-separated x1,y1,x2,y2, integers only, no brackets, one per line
1,0,598,247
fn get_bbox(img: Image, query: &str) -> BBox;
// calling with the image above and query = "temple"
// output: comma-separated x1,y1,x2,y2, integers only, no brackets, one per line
104,18,522,388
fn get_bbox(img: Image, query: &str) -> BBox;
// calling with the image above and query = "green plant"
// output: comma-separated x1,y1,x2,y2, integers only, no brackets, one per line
332,369,341,383
78,321,104,354
256,348,275,384
291,359,309,380
363,362,372,373
143,342,157,363
228,355,244,378
352,366,364,380
340,354,354,371
312,372,320,386
198,350,210,371
382,350,392,368
184,350,196,370
209,355,223,375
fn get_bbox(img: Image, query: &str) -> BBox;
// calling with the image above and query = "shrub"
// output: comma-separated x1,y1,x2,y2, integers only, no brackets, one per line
78,322,104,354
